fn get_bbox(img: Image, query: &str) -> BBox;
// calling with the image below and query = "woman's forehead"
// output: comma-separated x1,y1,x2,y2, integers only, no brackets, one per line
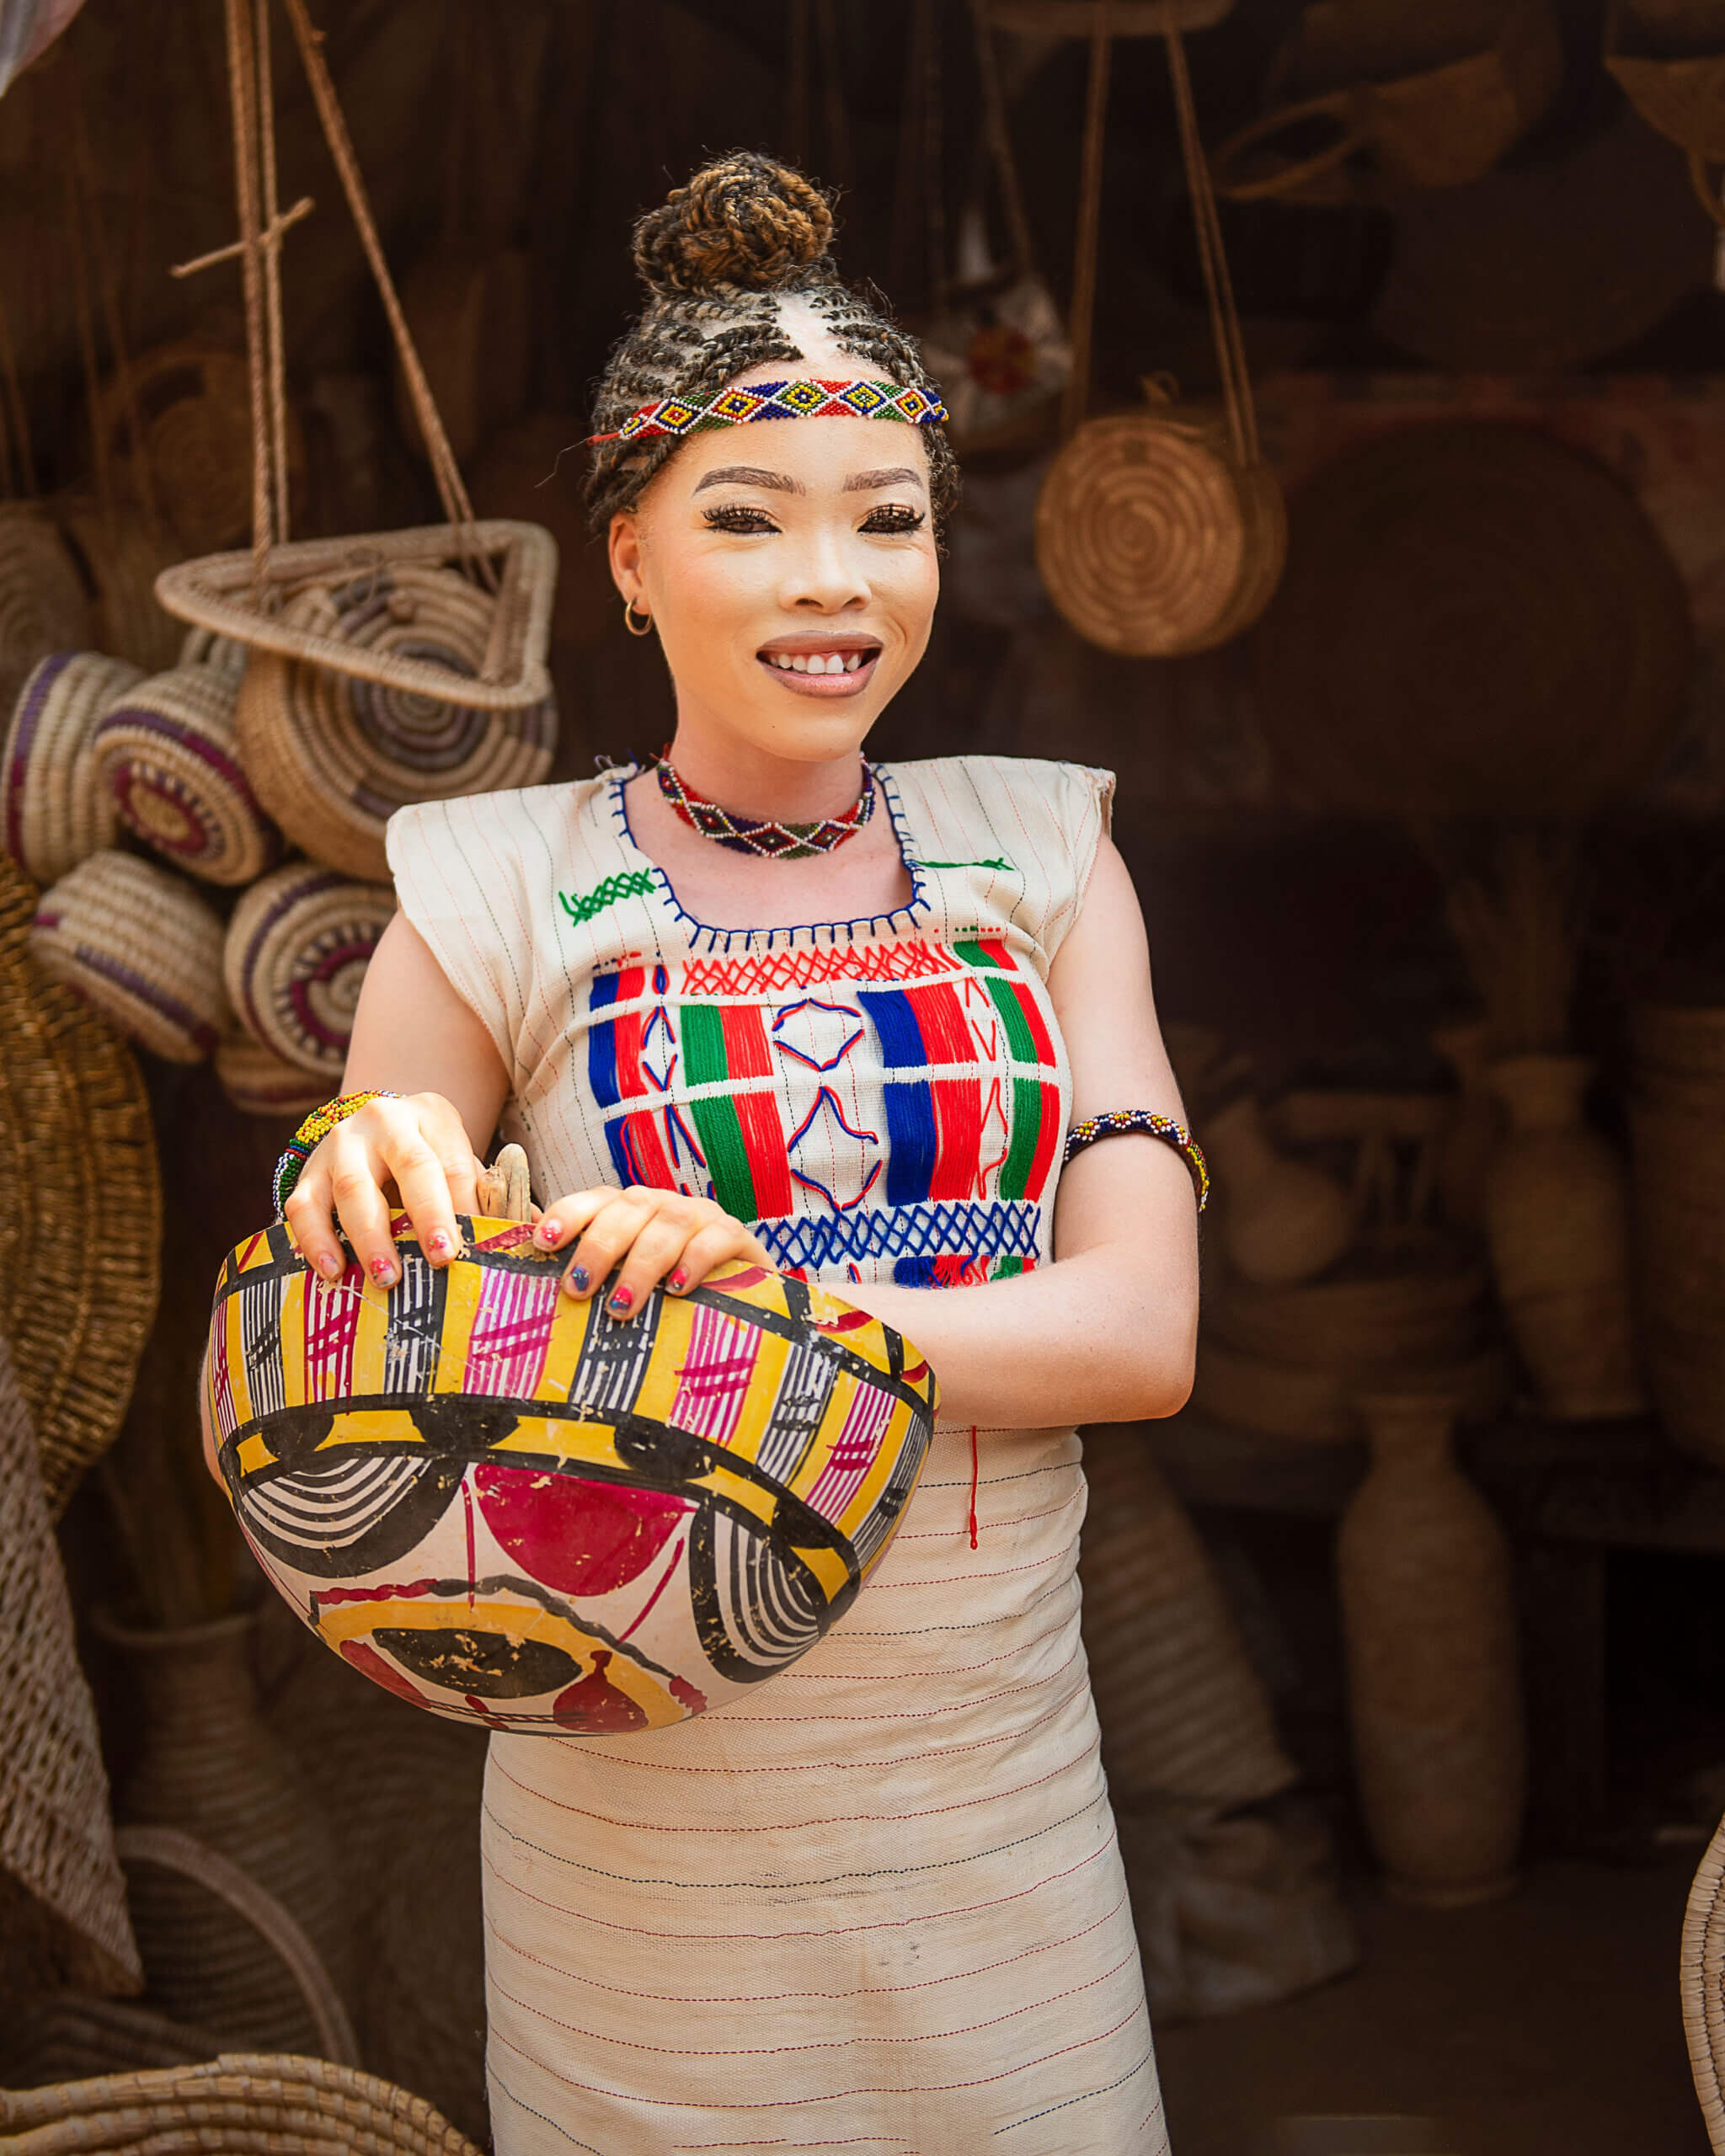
671,419,932,493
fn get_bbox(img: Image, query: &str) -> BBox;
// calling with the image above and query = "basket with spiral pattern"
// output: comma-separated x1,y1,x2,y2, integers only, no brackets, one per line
216,1029,328,1119
31,850,227,1063
1035,400,1286,657
223,861,396,1079
233,561,557,881
3,650,142,883
0,504,97,720
93,663,280,886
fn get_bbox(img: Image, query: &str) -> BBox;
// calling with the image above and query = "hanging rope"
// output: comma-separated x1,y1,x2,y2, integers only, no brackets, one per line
254,0,292,547
222,0,274,599
967,0,1036,280
1061,2,1111,436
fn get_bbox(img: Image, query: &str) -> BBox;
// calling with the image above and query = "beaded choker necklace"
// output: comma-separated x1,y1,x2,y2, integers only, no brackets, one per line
656,756,875,860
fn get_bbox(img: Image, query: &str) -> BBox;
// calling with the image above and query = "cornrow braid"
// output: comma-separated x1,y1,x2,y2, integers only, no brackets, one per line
586,151,958,542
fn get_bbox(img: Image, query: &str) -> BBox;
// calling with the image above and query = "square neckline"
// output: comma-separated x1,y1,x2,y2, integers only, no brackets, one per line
606,764,935,953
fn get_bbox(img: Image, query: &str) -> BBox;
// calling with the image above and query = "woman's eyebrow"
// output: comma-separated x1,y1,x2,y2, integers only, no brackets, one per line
843,466,926,493
692,465,805,494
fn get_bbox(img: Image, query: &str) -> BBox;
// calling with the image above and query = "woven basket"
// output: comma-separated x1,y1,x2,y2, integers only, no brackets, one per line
93,664,280,887
53,497,184,676
30,851,227,1064
214,1031,328,1119
8,1993,227,2084
394,241,532,467
223,862,396,1079
0,1331,140,1998
1036,398,1286,658
93,341,304,558
1212,0,1562,203
1684,1808,1725,2154
1608,0,1725,169
2,652,142,884
0,504,98,722
0,857,159,1518
1252,420,1694,819
233,561,557,880
177,626,252,683
0,2055,485,2155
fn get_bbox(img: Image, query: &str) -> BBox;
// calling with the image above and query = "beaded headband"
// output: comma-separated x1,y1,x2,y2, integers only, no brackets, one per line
589,377,948,446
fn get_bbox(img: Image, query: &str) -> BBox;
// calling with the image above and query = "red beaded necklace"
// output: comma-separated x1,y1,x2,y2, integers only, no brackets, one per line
655,755,876,860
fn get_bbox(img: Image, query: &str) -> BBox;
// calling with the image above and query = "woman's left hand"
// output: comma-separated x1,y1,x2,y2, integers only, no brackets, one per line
534,1187,774,1320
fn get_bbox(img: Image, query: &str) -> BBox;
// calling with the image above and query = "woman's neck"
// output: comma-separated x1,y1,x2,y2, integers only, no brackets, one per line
662,723,869,825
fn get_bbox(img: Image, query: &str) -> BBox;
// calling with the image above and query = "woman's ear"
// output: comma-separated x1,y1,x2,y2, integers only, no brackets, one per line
609,510,645,607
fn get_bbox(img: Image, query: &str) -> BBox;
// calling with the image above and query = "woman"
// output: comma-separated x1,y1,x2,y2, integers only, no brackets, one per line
277,154,1200,2155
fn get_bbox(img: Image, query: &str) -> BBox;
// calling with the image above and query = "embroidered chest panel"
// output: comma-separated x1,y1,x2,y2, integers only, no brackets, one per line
580,933,1066,1287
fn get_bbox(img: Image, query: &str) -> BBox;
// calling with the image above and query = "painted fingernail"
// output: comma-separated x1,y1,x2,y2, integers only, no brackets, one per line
568,1263,590,1293
668,1268,688,1293
370,1257,398,1284
315,1253,342,1282
426,1230,452,1258
607,1284,633,1313
538,1219,562,1246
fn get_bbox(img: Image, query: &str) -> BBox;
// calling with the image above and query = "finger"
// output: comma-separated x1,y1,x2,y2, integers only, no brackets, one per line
667,1219,772,1296
371,1109,462,1267
283,1162,346,1284
561,1192,658,1299
603,1210,698,1321
537,1186,626,1257
327,1125,403,1287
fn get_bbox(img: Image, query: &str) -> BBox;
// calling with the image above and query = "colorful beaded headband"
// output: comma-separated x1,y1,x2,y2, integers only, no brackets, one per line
590,377,948,446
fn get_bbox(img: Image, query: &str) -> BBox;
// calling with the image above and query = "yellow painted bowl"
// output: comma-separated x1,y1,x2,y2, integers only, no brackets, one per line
205,1216,937,1735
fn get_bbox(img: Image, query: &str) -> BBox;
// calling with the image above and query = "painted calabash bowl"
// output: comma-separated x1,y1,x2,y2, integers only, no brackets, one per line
205,1216,937,1735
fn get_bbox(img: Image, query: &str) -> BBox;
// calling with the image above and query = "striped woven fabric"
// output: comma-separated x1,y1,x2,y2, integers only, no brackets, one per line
387,756,1169,2153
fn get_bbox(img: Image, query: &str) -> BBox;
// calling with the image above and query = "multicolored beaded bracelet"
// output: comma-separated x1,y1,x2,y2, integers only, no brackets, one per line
1063,1110,1210,1213
272,1090,398,1218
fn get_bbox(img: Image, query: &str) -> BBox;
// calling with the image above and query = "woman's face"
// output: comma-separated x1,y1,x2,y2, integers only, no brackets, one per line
609,383,941,768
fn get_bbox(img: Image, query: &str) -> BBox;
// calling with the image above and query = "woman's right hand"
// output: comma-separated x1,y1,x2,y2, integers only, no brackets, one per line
283,1090,486,1288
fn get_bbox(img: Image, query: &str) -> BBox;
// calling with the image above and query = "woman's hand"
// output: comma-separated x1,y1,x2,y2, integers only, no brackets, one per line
533,1187,773,1319
284,1091,486,1287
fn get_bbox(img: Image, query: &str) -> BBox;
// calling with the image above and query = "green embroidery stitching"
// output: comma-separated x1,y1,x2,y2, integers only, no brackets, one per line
558,871,655,926
920,857,1016,873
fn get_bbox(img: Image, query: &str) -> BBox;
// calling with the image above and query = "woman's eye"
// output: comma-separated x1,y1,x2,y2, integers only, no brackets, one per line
702,504,778,535
860,504,926,536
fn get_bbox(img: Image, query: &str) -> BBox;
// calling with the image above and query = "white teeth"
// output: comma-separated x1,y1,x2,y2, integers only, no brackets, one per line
844,653,862,672
776,654,793,669
824,654,845,675
765,650,873,675
790,654,809,672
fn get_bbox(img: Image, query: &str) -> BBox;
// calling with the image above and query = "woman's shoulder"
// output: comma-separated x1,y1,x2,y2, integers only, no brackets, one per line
879,754,1115,859
387,773,612,862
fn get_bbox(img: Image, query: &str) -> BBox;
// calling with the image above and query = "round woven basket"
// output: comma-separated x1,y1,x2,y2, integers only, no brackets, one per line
178,623,252,683
93,664,280,886
1252,420,1694,819
1036,403,1286,657
53,495,184,675
223,861,396,1079
234,563,558,881
0,856,159,1518
215,1029,328,1119
0,503,97,720
30,850,227,1064
1683,1806,1725,2155
2,650,142,883
0,2054,485,2155
93,340,305,557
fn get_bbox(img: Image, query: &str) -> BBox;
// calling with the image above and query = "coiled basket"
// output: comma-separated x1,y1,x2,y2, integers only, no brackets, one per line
206,1223,937,1734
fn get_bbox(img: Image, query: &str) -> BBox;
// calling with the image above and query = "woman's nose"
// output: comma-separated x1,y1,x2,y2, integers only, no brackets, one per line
781,527,869,613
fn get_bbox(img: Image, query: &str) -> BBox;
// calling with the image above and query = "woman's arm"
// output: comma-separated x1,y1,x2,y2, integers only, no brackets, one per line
839,835,1199,1428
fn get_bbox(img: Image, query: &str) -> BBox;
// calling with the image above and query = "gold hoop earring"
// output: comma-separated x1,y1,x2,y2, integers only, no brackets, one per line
622,596,653,638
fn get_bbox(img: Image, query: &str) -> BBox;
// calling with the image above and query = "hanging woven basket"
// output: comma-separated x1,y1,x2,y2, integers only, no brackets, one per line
2,650,143,884
93,663,280,887
1036,392,1287,656
231,554,557,880
30,851,227,1064
1606,0,1725,220
215,1028,328,1118
53,495,185,675
223,861,396,1079
0,504,97,720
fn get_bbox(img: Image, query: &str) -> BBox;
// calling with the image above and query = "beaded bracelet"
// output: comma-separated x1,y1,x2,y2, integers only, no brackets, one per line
1063,1110,1210,1213
272,1091,398,1217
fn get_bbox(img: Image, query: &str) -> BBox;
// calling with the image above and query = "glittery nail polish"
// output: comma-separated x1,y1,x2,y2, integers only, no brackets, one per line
607,1284,633,1313
427,1230,451,1258
668,1268,688,1293
370,1257,397,1284
568,1263,590,1293
539,1219,562,1246
316,1254,342,1283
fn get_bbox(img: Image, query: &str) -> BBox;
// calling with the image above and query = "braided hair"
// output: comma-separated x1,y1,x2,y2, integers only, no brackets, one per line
586,152,958,541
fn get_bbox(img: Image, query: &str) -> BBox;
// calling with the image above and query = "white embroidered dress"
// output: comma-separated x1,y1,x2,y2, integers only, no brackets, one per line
388,755,1167,2156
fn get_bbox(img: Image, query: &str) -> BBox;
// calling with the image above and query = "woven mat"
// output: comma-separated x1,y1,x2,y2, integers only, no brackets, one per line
0,1330,139,2002
0,855,160,1516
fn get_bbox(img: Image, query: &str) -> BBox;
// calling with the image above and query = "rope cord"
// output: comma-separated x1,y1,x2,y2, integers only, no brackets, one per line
254,0,292,546
222,0,274,600
1062,2,1111,437
967,0,1037,278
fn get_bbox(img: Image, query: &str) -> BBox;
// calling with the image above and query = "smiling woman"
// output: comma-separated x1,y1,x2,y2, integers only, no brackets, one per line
259,149,1199,2156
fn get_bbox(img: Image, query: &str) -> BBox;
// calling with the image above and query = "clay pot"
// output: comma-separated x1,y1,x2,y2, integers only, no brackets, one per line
1338,1391,1525,1908
1482,1054,1647,1420
1431,1019,1502,1233
94,1609,351,2052
1205,1095,1354,1288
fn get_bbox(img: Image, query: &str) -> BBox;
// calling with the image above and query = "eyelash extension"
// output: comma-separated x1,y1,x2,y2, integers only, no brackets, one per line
860,504,925,535
702,504,778,534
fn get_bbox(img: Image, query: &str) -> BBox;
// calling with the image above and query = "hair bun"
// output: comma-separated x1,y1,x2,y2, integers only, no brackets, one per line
633,152,836,298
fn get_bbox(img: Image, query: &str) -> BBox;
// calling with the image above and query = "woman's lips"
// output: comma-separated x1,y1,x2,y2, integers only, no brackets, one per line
757,649,881,697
